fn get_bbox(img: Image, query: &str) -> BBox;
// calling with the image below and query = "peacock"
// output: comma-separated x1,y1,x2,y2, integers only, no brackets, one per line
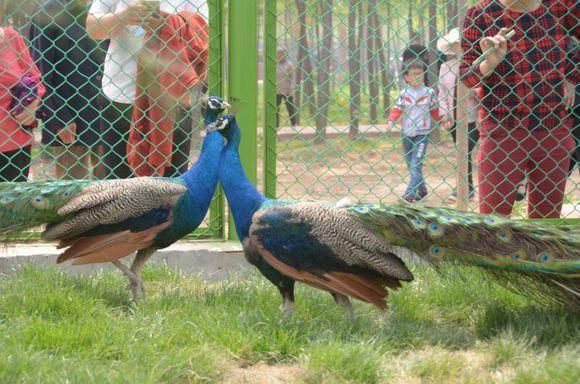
212,114,580,319
0,96,230,301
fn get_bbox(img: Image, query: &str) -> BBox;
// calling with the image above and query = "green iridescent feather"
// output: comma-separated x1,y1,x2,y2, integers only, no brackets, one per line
347,204,580,310
0,180,92,235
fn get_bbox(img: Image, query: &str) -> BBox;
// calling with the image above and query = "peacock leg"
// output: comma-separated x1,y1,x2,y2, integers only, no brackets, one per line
332,293,355,321
111,260,142,301
276,278,295,320
128,248,157,301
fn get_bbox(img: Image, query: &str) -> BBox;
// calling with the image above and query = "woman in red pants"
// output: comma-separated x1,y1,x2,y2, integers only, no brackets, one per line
460,0,577,218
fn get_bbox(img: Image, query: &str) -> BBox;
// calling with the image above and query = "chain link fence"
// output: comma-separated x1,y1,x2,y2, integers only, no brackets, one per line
0,0,223,238
0,1,577,243
265,0,578,220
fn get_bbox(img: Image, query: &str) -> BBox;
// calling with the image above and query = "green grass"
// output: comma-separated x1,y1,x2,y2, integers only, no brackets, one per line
1,265,578,383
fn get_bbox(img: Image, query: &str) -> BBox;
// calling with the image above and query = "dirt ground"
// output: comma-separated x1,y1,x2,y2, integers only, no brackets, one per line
223,363,302,384
266,132,580,219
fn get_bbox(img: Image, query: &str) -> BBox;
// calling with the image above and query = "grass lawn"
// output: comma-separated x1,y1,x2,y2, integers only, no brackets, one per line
0,265,579,383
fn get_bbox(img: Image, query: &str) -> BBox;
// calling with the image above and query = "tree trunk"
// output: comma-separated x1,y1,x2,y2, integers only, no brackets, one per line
378,3,392,113
427,0,438,88
448,1,459,28
315,0,334,138
366,0,379,124
348,0,361,138
408,2,414,41
294,0,315,124
418,3,425,40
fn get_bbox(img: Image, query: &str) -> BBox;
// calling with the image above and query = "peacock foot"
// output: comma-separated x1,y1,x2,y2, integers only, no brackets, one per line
332,293,355,321
129,280,146,303
280,297,295,320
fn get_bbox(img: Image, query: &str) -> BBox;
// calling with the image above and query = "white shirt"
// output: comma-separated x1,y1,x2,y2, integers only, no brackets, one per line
393,85,438,137
89,0,208,103
437,58,479,124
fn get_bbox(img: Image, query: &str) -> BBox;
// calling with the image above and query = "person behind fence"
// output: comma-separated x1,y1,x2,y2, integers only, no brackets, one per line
0,15,45,182
386,61,441,203
87,0,208,179
276,48,298,128
29,0,108,180
460,0,578,218
437,27,480,203
126,4,208,177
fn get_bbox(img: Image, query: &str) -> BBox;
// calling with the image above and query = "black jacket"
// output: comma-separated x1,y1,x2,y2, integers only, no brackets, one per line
28,0,108,146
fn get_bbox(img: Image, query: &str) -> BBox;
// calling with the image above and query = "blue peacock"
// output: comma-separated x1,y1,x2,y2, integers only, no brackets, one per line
0,96,230,301
212,114,580,319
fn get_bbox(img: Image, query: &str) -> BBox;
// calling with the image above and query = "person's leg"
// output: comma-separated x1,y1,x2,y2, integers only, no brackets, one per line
527,128,574,218
404,135,428,199
285,95,298,127
165,104,194,177
568,119,579,176
478,133,526,216
412,135,429,197
402,136,413,198
276,94,284,128
100,101,133,179
467,121,479,194
53,146,92,180
0,146,31,182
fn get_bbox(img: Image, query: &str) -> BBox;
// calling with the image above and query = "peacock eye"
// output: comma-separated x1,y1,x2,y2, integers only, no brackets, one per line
32,196,48,209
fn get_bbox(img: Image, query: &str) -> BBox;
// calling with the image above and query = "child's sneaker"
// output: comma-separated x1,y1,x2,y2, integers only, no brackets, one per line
447,192,457,203
416,189,428,201
447,189,474,203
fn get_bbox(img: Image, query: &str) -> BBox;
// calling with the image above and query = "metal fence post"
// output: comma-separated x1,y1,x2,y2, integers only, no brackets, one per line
227,0,258,239
264,0,278,198
207,0,226,238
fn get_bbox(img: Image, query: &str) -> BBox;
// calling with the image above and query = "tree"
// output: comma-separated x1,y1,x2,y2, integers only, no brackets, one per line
366,0,380,124
294,0,316,123
315,0,334,137
347,0,362,138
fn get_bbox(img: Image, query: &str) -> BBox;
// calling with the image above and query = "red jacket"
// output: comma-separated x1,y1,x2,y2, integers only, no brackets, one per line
127,12,208,176
0,27,45,153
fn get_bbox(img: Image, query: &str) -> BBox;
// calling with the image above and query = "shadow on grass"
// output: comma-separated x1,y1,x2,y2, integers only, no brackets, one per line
475,304,580,347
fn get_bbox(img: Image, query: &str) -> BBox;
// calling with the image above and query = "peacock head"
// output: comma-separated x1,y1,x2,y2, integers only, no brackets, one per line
206,114,238,142
202,96,231,124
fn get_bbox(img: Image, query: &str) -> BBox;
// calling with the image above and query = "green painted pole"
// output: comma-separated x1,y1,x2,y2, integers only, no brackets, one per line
264,0,278,198
228,0,258,239
207,0,226,239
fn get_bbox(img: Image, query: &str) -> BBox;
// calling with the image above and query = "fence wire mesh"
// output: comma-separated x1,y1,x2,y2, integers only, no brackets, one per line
267,0,578,220
1,0,222,238
0,1,577,244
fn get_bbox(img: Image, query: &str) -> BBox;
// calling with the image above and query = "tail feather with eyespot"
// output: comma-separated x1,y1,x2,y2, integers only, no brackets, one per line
348,204,580,310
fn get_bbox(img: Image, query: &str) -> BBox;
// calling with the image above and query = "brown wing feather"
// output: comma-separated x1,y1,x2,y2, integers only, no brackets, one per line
251,234,402,309
57,221,170,265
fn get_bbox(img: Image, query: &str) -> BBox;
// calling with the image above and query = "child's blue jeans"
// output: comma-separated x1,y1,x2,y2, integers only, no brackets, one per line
402,134,429,198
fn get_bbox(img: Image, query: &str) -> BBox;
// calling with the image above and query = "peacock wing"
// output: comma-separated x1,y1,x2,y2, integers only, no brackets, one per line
42,177,187,241
248,202,413,308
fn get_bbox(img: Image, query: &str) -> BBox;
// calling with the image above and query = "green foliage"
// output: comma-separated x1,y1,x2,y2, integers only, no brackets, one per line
0,265,578,383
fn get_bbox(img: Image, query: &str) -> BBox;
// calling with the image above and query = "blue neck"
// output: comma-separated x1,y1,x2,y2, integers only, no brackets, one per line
219,123,267,240
179,131,224,223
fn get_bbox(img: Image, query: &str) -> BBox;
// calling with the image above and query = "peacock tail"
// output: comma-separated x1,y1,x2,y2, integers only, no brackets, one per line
0,179,91,236
348,203,580,309
0,178,187,241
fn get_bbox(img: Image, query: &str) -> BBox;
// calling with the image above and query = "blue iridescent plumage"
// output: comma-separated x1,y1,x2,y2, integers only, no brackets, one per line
0,97,230,301
216,114,580,318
